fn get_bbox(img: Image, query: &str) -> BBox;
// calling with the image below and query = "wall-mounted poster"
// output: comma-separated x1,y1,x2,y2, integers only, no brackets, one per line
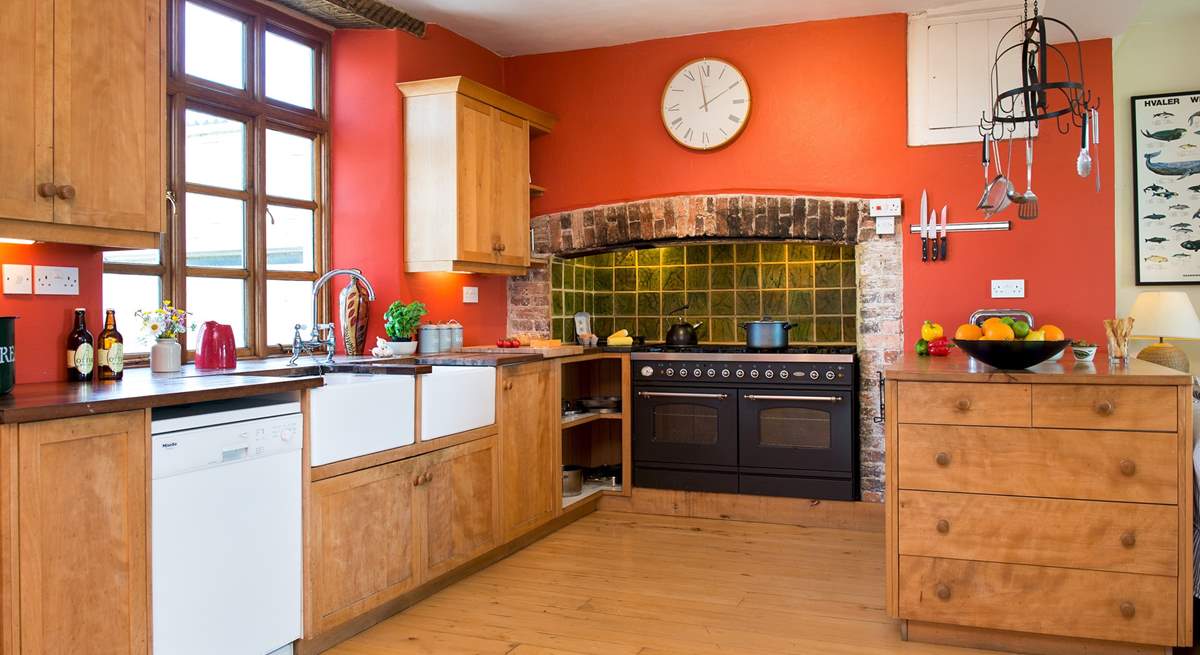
1133,90,1200,285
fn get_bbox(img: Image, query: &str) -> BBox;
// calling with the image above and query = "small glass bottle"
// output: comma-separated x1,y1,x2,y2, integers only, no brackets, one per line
96,309,125,381
66,308,94,382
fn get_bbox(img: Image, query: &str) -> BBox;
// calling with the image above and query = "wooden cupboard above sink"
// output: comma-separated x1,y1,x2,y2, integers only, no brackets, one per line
397,76,556,275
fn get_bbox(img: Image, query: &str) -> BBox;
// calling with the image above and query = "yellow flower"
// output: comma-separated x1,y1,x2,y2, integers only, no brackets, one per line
149,323,160,333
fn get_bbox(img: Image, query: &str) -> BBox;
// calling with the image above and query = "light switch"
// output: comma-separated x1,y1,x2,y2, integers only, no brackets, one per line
3,264,32,294
875,216,896,236
34,265,79,295
462,286,479,303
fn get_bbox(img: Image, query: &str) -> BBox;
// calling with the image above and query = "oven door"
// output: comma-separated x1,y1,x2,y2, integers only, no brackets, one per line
738,388,853,472
633,387,738,467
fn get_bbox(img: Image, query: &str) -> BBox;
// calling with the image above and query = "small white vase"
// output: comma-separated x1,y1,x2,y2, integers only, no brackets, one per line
386,340,418,356
150,338,182,373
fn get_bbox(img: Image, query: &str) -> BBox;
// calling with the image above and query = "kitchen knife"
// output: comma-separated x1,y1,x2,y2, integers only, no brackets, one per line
931,209,939,261
939,205,948,261
919,190,928,262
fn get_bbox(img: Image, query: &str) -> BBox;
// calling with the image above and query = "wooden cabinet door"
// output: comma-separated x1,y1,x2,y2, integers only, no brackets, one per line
0,0,53,224
418,437,498,582
308,457,418,634
455,95,497,265
498,362,558,541
52,0,163,233
17,411,149,655
491,109,530,267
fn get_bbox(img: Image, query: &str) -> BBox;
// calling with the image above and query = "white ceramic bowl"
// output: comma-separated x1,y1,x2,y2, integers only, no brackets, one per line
386,341,418,356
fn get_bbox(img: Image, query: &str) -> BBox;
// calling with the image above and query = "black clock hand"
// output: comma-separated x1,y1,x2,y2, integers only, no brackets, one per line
701,81,741,111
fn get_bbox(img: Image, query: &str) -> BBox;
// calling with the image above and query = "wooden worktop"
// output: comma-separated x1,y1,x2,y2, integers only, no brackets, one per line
886,353,1193,385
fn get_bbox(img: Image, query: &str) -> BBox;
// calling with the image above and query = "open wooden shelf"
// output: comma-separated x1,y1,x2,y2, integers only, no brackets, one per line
561,411,621,430
529,183,546,197
562,481,621,509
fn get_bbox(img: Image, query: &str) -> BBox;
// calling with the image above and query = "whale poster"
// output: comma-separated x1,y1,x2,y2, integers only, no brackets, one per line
1133,90,1200,284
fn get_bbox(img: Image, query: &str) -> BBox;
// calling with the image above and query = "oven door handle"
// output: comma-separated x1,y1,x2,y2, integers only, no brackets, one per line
744,394,844,403
636,391,729,400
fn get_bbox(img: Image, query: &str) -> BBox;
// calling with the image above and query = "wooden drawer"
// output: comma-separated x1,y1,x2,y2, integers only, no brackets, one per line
1032,384,1177,432
898,425,1177,504
898,490,1178,576
898,555,1177,646
896,381,1030,427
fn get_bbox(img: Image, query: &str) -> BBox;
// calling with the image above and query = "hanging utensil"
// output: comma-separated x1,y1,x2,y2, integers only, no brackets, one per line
1018,135,1039,220
939,205,948,261
984,136,1015,217
976,135,993,211
1076,111,1092,178
1092,107,1101,193
920,190,929,262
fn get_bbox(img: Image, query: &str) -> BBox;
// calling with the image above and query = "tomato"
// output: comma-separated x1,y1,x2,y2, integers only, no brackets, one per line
496,339,506,347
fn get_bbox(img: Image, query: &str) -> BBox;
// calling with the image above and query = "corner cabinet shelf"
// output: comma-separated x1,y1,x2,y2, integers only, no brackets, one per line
559,353,632,509
397,76,557,275
563,480,621,509
560,411,620,430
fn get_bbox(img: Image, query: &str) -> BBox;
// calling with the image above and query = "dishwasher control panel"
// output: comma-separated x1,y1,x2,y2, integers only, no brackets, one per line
152,413,303,479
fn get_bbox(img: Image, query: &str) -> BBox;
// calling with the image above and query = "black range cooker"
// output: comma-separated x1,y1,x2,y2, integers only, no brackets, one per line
631,344,859,501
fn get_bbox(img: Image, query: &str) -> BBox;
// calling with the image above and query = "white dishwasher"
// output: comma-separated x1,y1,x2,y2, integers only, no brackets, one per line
151,394,303,655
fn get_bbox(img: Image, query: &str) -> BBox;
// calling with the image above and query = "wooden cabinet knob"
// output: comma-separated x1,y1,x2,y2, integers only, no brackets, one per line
936,519,950,534
954,398,971,411
934,452,951,467
503,381,513,391
1120,601,1135,618
498,243,507,252
1121,532,1136,548
37,182,58,198
55,184,76,200
1095,400,1115,415
413,475,423,486
935,584,951,600
423,472,432,483
1119,459,1136,476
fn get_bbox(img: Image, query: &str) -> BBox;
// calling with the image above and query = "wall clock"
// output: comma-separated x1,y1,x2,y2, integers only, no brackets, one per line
661,57,751,150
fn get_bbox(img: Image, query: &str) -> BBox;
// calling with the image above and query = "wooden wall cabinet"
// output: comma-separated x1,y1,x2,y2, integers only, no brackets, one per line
0,0,164,249
498,361,559,541
397,76,555,276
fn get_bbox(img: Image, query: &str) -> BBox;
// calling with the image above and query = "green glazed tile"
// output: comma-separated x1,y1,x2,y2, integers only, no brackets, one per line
788,290,813,315
762,291,787,317
710,243,734,264
735,243,760,263
582,267,594,291
787,263,813,289
637,249,661,266
710,291,735,316
662,266,685,291
613,249,636,267
593,252,614,267
815,316,842,342
615,267,636,291
551,261,563,288
613,293,636,316
583,294,594,314
594,317,614,337
637,292,661,316
710,318,735,342
710,265,735,289
790,317,814,342
686,245,709,264
761,264,786,289
761,242,786,262
841,245,855,260
815,262,840,288
570,292,583,314
615,316,637,334
662,291,686,315
661,246,685,265
551,319,564,341
594,268,614,291
842,317,857,342
815,289,841,315
638,317,662,341
735,264,759,289
842,289,857,314
594,293,613,316
841,262,856,287
686,266,709,290
686,291,709,315
735,290,761,315
815,244,841,261
551,291,564,317
691,317,712,341
787,243,814,261
637,267,660,291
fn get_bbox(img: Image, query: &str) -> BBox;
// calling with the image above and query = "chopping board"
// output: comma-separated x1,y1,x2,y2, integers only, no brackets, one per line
462,344,585,357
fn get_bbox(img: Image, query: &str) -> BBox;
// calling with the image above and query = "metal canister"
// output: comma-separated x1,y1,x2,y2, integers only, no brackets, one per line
436,323,452,352
417,324,441,354
445,319,463,352
0,317,14,395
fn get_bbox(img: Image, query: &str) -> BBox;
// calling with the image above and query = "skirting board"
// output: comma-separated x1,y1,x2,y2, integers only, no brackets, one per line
597,486,884,533
902,621,1173,655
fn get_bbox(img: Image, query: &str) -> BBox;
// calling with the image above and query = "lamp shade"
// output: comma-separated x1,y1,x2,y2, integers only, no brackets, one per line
1129,291,1200,339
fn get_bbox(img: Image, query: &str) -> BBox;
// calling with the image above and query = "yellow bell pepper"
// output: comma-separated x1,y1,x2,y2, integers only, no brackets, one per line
920,321,944,342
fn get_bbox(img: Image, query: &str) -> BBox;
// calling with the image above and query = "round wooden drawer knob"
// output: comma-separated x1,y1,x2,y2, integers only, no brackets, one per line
935,584,951,600
56,184,76,200
1095,400,1115,415
1121,532,1136,548
37,182,58,198
1119,459,1137,476
954,398,971,411
936,519,950,534
1120,601,1136,618
934,452,951,467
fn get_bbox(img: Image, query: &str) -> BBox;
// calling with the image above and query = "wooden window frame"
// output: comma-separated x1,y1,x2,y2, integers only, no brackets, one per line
105,0,331,361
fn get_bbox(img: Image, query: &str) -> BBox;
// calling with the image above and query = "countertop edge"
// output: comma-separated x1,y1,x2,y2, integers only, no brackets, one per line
885,354,1194,385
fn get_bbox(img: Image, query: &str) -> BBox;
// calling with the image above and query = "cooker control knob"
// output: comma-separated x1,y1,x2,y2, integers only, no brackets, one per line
640,366,654,377
735,369,745,378
706,369,716,378
825,370,836,380
764,369,774,379
680,368,688,377
750,369,760,379
665,368,675,376
779,370,790,379
692,369,702,378
721,369,730,378
809,370,820,380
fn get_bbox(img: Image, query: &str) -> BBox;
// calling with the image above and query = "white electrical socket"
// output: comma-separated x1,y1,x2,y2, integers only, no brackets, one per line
868,198,902,217
462,286,479,303
991,279,1025,298
2,264,32,295
34,265,79,295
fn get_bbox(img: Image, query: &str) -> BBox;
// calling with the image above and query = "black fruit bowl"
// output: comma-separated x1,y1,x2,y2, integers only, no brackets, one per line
954,339,1071,370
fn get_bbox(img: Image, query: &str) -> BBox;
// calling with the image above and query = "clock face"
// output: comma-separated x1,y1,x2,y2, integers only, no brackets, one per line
661,58,751,150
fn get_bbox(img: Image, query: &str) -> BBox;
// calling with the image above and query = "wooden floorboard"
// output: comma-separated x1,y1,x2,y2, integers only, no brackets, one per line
326,511,995,655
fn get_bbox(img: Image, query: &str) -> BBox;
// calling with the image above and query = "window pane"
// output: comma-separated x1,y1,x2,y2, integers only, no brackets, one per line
265,32,315,109
186,110,246,190
103,249,160,265
267,205,314,271
102,274,160,354
184,2,246,89
185,277,246,349
266,130,314,200
186,193,245,267
267,279,314,348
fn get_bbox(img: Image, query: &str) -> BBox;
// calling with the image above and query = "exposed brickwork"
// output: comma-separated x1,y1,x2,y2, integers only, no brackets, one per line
507,193,903,501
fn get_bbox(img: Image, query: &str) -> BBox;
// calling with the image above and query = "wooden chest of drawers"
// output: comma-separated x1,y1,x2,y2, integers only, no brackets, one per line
885,357,1193,654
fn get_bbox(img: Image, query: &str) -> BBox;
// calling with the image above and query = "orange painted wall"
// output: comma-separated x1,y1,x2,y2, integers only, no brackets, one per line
0,244,102,383
504,14,1115,345
330,26,513,348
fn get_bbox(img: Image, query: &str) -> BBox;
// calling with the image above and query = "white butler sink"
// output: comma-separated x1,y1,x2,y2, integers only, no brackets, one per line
309,373,415,465
420,366,496,440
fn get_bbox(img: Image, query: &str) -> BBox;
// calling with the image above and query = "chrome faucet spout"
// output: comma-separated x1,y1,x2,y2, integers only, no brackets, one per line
289,268,376,366
311,268,376,338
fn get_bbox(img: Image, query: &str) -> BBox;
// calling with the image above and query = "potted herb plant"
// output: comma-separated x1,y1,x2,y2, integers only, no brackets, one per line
383,300,427,355
135,300,194,372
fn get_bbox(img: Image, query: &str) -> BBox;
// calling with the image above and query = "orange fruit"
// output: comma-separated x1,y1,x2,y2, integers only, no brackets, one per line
981,317,1005,331
954,323,983,340
982,322,1015,341
1041,324,1065,341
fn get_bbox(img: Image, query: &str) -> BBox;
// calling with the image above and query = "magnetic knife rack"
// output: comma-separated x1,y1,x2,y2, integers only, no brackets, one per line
908,220,1011,233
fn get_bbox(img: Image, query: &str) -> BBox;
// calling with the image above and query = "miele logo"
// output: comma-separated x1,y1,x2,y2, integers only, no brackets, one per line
160,441,178,449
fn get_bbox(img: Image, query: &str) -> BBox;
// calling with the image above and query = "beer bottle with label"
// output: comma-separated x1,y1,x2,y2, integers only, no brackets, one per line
66,308,94,382
97,309,125,381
